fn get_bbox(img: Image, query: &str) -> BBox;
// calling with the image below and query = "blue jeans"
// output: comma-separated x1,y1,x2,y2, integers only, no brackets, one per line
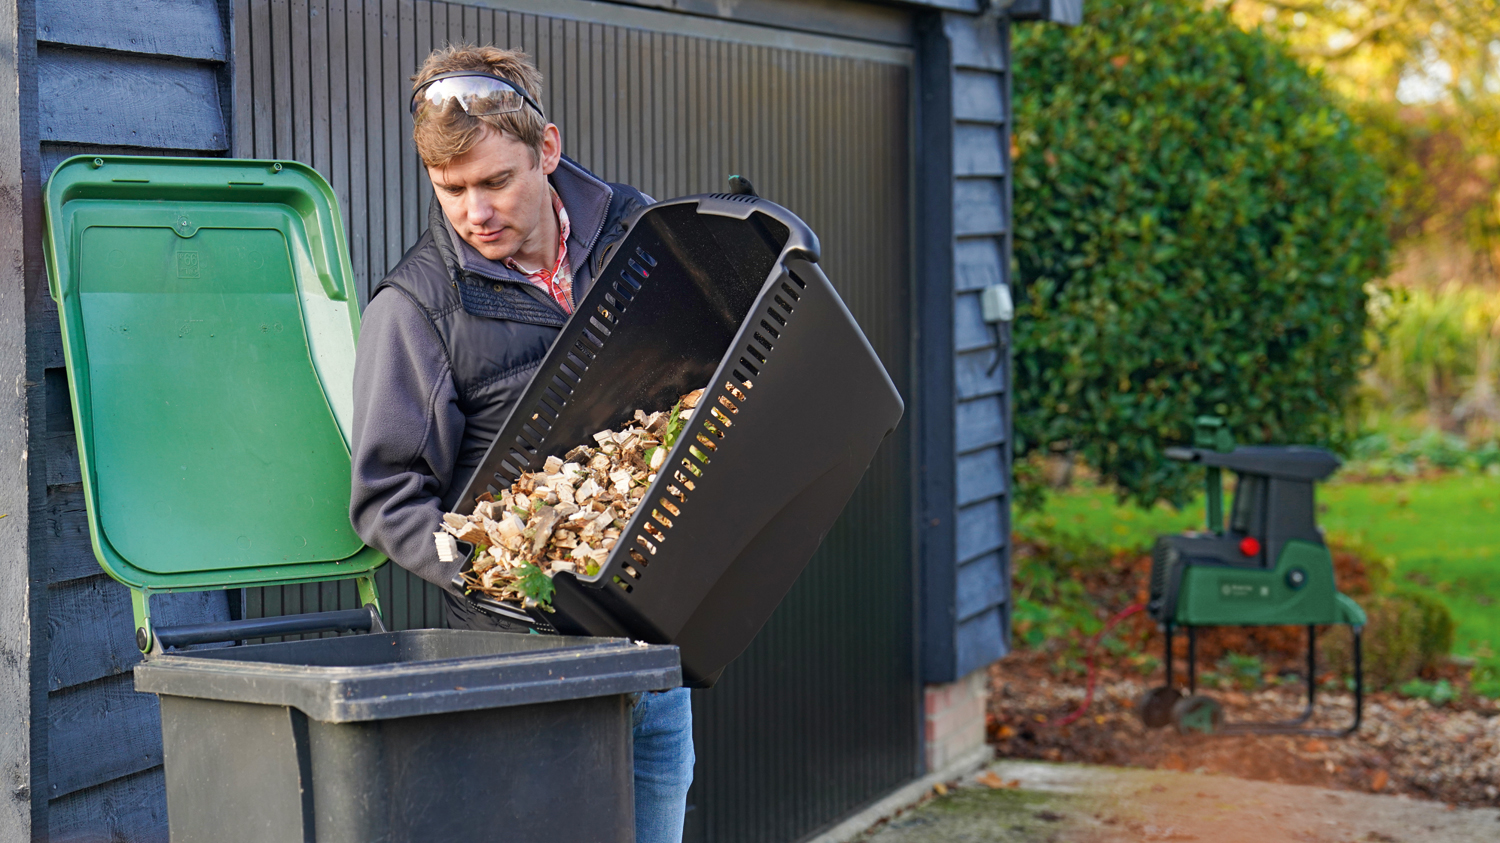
632,687,694,843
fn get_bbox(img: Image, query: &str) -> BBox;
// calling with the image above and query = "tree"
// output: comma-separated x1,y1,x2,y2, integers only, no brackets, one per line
1224,0,1500,261
1011,0,1391,507
1222,0,1500,104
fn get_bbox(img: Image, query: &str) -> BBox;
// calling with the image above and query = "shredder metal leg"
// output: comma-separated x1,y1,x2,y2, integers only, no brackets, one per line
1350,630,1365,733
1307,625,1317,711
1187,626,1197,695
1164,623,1174,689
1221,625,1364,737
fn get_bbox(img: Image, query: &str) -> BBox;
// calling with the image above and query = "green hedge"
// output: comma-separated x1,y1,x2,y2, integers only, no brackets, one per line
1323,591,1455,690
1011,0,1390,506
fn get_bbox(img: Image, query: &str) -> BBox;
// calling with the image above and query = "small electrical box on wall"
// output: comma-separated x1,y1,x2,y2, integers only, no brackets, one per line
980,284,1013,324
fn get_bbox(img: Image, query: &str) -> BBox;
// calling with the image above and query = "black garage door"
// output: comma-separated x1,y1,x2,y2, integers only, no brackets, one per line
234,1,916,838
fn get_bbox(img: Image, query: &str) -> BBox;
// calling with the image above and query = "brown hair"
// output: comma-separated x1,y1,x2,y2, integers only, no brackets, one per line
411,44,546,169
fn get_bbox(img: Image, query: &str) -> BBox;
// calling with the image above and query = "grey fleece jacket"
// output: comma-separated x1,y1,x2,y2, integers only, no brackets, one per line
349,158,648,592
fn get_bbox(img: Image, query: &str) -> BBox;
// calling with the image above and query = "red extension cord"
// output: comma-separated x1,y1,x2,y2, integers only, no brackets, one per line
1047,602,1146,729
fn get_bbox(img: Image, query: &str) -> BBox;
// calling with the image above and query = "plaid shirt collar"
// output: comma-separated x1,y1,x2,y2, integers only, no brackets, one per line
503,186,574,314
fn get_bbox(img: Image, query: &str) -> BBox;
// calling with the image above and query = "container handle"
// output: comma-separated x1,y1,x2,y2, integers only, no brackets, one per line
150,604,385,651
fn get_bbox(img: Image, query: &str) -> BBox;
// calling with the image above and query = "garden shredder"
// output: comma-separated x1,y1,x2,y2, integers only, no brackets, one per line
1137,418,1367,736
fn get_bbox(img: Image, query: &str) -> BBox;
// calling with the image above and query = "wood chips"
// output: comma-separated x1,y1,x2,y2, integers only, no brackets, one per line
436,389,704,611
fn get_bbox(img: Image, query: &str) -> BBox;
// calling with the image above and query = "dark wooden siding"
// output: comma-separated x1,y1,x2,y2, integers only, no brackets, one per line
949,15,1012,675
33,0,232,837
234,2,917,840
918,12,1012,685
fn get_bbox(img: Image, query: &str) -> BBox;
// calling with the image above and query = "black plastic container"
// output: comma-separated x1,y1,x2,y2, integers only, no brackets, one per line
453,195,905,687
134,630,680,843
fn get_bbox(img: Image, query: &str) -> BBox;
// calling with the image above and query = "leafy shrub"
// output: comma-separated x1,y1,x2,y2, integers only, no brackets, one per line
1397,677,1456,707
1361,284,1500,437
1010,532,1116,649
1011,0,1390,508
1323,591,1456,689
1214,653,1266,690
1406,590,1457,668
1345,425,1500,478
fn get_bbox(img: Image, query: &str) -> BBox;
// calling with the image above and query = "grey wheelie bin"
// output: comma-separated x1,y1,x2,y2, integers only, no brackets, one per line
135,631,677,842
43,155,681,843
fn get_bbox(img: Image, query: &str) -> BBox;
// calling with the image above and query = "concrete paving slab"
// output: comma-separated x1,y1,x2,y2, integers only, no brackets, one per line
858,760,1500,843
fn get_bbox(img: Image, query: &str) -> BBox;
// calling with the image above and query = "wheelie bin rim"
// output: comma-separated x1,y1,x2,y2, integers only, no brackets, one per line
135,629,681,722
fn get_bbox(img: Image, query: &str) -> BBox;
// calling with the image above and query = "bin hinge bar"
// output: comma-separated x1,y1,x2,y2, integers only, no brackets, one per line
133,575,386,655
356,574,382,619
152,607,384,651
133,587,156,654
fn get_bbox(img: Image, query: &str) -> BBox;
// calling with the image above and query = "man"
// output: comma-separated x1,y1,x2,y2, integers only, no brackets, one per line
348,45,694,842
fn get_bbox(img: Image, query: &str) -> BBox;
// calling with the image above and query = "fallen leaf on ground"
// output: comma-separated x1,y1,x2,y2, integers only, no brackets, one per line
975,771,1020,789
1371,769,1389,792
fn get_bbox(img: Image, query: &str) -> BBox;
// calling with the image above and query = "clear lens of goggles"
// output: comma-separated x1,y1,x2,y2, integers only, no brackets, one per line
412,75,532,118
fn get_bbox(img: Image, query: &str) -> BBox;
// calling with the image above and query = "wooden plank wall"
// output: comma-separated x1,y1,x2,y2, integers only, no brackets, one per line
32,0,232,838
945,12,1012,677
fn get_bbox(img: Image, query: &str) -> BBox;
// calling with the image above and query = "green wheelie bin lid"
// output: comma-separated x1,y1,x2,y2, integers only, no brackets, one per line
42,156,385,607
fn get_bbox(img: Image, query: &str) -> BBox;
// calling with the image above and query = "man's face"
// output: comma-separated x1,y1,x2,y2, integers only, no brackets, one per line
427,123,562,263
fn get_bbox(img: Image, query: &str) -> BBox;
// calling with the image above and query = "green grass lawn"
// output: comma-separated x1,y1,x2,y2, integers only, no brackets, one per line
1019,473,1500,692
1319,475,1500,668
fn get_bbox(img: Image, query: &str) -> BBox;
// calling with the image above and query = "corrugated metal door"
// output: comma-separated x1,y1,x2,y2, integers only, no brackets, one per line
233,2,915,839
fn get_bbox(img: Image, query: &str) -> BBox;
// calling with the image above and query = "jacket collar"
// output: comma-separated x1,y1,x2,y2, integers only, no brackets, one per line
431,155,614,285
551,155,614,272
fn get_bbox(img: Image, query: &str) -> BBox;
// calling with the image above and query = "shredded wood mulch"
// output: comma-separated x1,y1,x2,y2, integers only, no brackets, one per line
991,538,1500,810
436,389,703,610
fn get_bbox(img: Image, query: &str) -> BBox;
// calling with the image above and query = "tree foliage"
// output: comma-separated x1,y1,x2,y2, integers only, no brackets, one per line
1225,0,1500,97
1011,0,1391,507
1224,0,1500,259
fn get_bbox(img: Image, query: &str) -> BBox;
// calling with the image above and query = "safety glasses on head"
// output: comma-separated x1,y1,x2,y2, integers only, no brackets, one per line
410,71,545,120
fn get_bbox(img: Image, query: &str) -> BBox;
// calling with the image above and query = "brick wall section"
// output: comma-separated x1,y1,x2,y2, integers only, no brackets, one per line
924,668,989,772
